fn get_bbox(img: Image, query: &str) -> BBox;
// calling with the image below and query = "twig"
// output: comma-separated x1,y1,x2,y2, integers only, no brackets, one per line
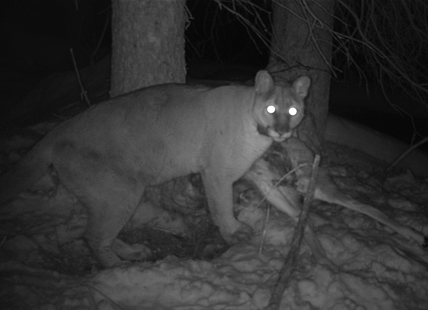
91,14,111,63
257,163,311,255
70,48,91,107
259,204,271,254
84,284,126,310
265,154,321,310
386,136,428,172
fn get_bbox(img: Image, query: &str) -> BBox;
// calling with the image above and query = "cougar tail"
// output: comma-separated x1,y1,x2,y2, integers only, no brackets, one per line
0,143,52,205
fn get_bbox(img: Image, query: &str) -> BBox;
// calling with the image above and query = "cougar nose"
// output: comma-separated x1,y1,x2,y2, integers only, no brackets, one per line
273,113,291,135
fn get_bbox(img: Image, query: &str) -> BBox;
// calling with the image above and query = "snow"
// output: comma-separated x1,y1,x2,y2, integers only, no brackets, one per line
1,130,428,309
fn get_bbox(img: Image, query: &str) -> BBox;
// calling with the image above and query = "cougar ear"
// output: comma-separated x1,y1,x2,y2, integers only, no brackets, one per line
292,76,311,99
255,70,274,94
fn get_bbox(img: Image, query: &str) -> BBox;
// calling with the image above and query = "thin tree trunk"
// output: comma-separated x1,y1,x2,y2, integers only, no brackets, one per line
110,0,186,97
268,0,335,152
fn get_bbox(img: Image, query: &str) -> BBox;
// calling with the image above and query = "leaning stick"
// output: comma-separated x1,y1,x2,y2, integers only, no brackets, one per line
266,154,321,310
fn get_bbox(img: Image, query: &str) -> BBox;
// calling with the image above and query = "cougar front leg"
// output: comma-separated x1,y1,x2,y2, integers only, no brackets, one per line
202,172,251,243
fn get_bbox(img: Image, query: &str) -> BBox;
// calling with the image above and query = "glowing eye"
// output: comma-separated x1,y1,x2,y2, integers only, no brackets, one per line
266,105,276,114
288,107,297,116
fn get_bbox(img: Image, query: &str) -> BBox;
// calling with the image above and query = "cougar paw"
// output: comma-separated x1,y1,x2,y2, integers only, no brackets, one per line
112,238,152,262
224,223,253,244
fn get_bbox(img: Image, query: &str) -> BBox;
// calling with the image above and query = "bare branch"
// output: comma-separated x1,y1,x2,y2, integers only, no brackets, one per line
210,0,428,125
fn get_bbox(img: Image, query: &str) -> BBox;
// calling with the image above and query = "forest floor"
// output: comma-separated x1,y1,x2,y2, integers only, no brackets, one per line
1,120,427,310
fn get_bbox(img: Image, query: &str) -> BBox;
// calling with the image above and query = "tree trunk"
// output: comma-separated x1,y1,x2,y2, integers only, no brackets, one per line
268,0,335,153
110,0,186,97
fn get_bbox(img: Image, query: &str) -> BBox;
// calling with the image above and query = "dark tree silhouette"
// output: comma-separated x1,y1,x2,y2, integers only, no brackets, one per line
110,0,187,97
213,0,428,149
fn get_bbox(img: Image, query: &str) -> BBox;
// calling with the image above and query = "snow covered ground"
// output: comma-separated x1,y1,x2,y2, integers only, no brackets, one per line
1,126,428,310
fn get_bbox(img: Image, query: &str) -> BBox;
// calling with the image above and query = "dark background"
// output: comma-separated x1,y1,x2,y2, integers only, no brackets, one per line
0,0,426,149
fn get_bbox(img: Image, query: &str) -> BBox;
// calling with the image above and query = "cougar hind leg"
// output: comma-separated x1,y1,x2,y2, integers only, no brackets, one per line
76,185,145,267
57,165,147,267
